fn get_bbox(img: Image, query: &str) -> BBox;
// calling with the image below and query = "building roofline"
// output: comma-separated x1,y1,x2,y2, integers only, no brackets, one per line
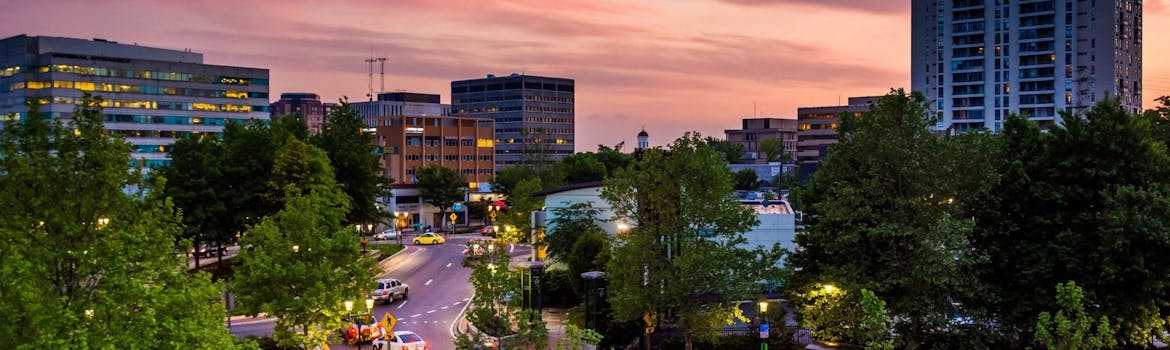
531,181,604,197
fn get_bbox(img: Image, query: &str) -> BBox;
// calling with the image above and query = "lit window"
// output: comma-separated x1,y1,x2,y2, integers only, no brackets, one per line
477,139,494,147
26,81,46,89
74,82,95,91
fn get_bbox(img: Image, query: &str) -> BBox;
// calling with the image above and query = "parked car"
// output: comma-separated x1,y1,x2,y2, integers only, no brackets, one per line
367,278,409,304
374,229,398,240
372,330,429,350
412,232,445,245
479,225,495,236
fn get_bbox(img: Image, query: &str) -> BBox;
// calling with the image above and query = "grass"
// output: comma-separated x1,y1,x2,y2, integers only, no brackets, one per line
368,243,405,260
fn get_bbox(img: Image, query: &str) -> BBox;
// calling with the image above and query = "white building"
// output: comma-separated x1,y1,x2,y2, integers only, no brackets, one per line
911,0,1142,132
535,183,796,258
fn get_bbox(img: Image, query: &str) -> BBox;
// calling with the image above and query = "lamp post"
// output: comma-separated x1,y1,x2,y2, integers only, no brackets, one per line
759,300,770,350
487,204,498,226
582,271,605,331
345,299,357,349
364,297,375,348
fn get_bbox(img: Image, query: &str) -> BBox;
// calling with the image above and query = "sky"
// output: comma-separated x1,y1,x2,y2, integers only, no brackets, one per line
3,0,1168,150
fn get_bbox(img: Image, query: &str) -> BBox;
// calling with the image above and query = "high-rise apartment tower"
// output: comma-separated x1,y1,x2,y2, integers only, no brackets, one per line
911,0,1141,132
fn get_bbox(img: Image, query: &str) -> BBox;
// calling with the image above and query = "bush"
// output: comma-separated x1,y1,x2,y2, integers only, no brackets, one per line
541,268,578,307
660,334,803,350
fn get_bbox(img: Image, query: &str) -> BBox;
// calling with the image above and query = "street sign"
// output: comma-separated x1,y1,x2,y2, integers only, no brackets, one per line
760,322,769,339
643,311,656,334
449,213,457,222
453,203,463,211
761,199,771,207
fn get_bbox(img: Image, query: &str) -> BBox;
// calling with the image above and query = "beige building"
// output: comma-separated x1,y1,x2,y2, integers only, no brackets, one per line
796,96,879,168
724,118,797,164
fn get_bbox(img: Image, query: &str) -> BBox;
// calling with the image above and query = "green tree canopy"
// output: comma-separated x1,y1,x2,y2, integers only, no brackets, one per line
1033,281,1117,350
159,134,231,252
602,132,786,349
233,146,375,348
312,99,392,227
703,136,744,164
0,95,249,349
556,152,607,184
792,89,980,345
732,168,763,191
758,138,784,163
415,164,467,229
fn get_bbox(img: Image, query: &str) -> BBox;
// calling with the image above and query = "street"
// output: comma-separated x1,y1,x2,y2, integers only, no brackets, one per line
229,233,532,350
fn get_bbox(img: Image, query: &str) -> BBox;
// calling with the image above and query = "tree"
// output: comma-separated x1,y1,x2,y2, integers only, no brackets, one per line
556,152,607,184
601,132,787,350
233,144,376,348
1033,281,1117,350
973,98,1170,345
462,240,521,337
0,95,250,349
595,143,634,175
266,138,339,205
732,168,762,191
312,99,391,227
416,164,466,232
546,202,607,262
567,231,611,298
791,89,980,345
497,177,545,244
798,286,893,348
758,138,784,163
159,134,231,267
704,136,744,164
1142,95,1170,148
221,119,283,233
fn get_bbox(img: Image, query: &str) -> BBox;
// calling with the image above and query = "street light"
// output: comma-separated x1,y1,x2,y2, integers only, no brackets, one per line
759,300,770,349
823,284,836,294
96,217,109,228
616,222,630,234
292,245,300,253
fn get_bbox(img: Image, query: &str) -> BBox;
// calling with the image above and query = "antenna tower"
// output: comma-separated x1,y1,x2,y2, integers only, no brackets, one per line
365,55,376,101
377,57,388,93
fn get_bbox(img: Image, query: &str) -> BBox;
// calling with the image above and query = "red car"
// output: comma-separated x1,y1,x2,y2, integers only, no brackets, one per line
479,226,496,236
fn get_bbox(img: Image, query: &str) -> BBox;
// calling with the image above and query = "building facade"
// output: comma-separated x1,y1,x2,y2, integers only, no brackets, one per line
271,92,326,134
356,92,495,227
912,0,1142,132
796,96,879,172
0,35,270,167
725,117,798,164
451,74,575,169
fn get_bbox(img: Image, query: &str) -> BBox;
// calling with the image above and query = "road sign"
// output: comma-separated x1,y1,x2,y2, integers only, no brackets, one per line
760,322,769,339
453,203,463,211
449,213,457,222
380,312,397,338
761,199,771,207
643,311,656,334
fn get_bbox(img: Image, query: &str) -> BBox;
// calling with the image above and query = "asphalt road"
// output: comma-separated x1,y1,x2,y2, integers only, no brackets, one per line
229,233,532,350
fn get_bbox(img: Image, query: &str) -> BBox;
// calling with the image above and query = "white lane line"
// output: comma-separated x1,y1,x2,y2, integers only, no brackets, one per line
450,293,475,339
425,279,433,286
445,262,452,268
410,314,422,318
441,306,449,310
427,310,436,314
397,300,408,309
510,244,515,253
452,302,461,306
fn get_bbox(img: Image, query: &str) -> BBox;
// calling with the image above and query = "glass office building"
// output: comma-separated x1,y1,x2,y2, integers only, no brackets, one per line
0,35,270,167
451,73,574,169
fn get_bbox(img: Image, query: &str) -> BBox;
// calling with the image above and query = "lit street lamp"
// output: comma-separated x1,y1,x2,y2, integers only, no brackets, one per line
759,300,770,350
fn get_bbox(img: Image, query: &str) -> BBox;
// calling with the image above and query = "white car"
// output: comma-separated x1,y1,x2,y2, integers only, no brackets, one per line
372,330,428,350
368,278,409,304
374,229,398,240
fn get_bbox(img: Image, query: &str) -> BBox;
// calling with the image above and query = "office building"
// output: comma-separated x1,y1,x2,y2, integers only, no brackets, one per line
796,96,879,174
271,92,326,134
912,0,1142,132
725,117,798,164
451,73,574,168
0,35,270,167
356,92,495,227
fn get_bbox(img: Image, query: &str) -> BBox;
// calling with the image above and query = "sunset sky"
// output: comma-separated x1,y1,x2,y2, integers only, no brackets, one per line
3,0,1168,150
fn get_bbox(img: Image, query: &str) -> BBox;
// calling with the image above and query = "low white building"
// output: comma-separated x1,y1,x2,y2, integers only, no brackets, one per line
535,183,796,258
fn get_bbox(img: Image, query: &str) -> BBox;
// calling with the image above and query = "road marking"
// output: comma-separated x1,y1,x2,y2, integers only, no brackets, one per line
452,302,461,306
425,279,433,286
510,244,514,253
397,300,408,309
441,306,449,310
445,262,452,268
427,310,436,314
451,291,475,339
410,314,422,318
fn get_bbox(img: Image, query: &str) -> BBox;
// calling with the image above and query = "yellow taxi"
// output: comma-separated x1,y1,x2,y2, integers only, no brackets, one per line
412,232,446,245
